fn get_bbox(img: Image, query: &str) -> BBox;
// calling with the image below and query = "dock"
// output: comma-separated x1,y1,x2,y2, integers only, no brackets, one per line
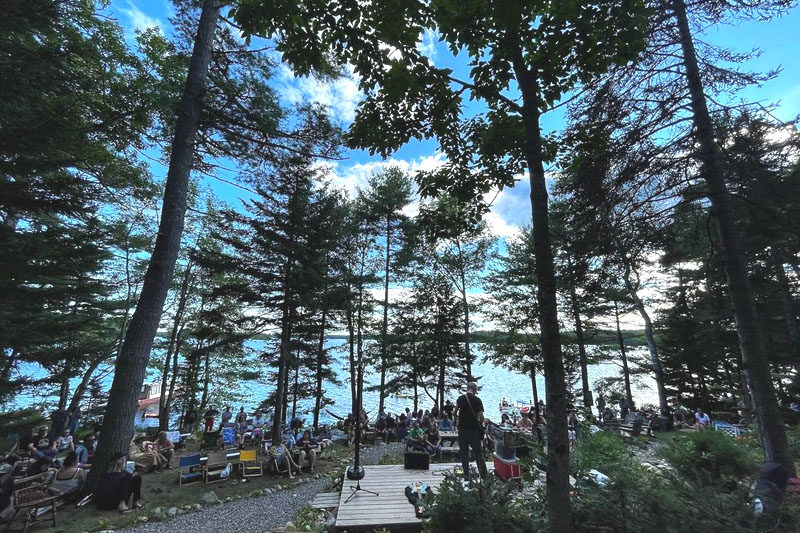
334,462,493,531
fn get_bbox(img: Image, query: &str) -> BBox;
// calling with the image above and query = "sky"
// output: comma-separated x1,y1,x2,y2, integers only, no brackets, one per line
107,0,800,328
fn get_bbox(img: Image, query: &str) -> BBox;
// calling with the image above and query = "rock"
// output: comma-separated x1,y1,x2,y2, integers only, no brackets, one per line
183,505,192,510
152,507,162,516
201,491,219,504
314,473,321,479
176,509,185,515
248,489,263,498
264,488,273,495
139,516,149,523
167,507,178,517
275,484,282,491
193,503,202,510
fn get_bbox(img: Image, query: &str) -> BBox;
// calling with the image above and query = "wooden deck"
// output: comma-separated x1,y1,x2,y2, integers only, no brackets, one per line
334,462,493,531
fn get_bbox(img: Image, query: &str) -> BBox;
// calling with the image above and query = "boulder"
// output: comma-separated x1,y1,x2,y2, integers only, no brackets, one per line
152,507,163,516
167,507,178,517
200,491,219,504
193,503,202,510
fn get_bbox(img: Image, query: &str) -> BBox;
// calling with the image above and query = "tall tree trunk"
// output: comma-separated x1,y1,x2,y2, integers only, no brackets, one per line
672,0,794,474
511,48,573,532
570,284,592,408
346,301,357,414
772,248,800,371
200,350,210,410
67,356,104,417
458,242,473,380
159,259,194,430
614,300,634,407
313,308,326,432
530,363,541,426
623,266,668,416
163,329,184,432
88,0,220,488
379,214,391,413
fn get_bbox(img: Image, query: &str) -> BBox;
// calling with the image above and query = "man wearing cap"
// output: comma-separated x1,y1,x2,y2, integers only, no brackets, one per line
456,382,488,480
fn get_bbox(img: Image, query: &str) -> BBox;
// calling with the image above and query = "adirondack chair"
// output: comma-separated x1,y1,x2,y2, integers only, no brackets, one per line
10,473,60,532
178,454,203,486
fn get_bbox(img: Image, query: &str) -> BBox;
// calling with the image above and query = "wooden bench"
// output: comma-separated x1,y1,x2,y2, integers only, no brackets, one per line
619,420,653,438
9,473,60,532
310,492,340,511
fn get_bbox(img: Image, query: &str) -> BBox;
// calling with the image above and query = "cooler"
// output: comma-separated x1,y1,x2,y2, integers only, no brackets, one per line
493,453,522,481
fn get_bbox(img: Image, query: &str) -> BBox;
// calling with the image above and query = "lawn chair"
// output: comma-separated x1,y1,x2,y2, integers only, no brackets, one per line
222,427,237,450
239,449,262,477
10,473,60,532
201,430,220,452
178,454,204,486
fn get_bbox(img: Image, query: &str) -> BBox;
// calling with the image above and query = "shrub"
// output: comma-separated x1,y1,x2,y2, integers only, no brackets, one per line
424,475,534,533
661,430,759,486
570,428,630,477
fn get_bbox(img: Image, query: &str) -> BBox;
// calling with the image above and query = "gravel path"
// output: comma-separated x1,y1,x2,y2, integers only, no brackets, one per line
124,442,406,533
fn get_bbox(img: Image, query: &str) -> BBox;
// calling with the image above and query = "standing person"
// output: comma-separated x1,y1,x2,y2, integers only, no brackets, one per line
596,393,606,420
203,406,219,433
221,405,233,427
456,381,488,480
236,406,247,427
442,399,455,419
67,407,81,435
183,404,197,433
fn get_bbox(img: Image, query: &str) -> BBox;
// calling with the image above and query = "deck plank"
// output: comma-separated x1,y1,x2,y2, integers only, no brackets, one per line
334,462,494,531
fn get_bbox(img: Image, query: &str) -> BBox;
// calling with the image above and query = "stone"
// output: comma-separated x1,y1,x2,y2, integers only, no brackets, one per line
152,507,162,516
176,509,185,515
275,484,282,491
264,488,273,495
183,505,192,510
193,503,202,510
167,507,178,517
314,473,321,479
139,516,149,523
201,491,219,504
325,517,336,533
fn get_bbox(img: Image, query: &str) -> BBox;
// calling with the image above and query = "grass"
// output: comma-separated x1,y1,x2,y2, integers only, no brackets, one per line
31,442,345,533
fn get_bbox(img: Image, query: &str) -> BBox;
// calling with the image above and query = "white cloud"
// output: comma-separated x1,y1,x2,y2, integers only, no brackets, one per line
417,28,439,63
321,152,447,197
277,64,362,123
119,1,164,36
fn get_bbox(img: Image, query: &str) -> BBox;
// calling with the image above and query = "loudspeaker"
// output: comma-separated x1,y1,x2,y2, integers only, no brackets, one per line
404,451,430,470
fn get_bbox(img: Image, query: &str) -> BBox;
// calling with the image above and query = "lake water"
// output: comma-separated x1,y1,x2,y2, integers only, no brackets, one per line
211,339,658,425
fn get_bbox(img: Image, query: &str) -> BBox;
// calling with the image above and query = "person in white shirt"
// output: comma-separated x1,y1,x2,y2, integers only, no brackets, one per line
694,408,710,429
55,429,74,452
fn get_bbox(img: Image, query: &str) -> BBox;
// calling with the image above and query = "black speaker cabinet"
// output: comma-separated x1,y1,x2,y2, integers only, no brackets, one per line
404,451,430,470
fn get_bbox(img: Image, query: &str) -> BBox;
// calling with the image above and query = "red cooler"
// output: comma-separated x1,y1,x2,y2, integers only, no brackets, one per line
493,453,522,481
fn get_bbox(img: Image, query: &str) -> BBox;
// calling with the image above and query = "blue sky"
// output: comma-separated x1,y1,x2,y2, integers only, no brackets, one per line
108,1,800,243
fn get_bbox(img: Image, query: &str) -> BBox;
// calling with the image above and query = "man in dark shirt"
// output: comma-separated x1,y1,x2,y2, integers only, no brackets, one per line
456,382,488,480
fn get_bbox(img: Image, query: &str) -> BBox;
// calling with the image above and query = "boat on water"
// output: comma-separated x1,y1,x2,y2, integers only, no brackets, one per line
499,397,534,415
137,383,162,407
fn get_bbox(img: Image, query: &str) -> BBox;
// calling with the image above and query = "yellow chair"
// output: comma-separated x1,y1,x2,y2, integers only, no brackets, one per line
240,449,262,477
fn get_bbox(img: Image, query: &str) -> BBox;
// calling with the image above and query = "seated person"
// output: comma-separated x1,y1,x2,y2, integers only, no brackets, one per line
252,411,266,428
343,414,355,445
694,408,710,429
385,414,397,443
37,438,59,463
129,440,161,472
602,407,614,422
396,414,408,441
297,430,318,472
55,429,74,453
424,422,442,462
271,435,300,478
374,417,388,442
49,451,86,497
95,452,143,512
438,415,454,432
153,431,175,468
1,456,23,520
519,412,533,430
14,428,37,457
501,413,515,426
27,455,55,478
407,421,426,452
75,434,96,465
290,416,304,437
33,427,51,456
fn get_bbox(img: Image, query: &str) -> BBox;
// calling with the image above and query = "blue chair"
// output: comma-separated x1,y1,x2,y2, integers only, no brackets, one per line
178,454,203,485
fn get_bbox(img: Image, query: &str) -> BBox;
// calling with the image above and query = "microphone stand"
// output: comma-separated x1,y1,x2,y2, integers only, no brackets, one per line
345,359,378,503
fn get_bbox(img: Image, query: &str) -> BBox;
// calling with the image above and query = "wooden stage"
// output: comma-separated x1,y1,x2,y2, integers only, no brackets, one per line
334,462,493,531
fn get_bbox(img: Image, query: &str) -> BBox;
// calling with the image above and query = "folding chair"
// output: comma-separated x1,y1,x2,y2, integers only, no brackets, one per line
178,454,203,486
239,449,263,477
222,427,237,450
201,430,220,452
